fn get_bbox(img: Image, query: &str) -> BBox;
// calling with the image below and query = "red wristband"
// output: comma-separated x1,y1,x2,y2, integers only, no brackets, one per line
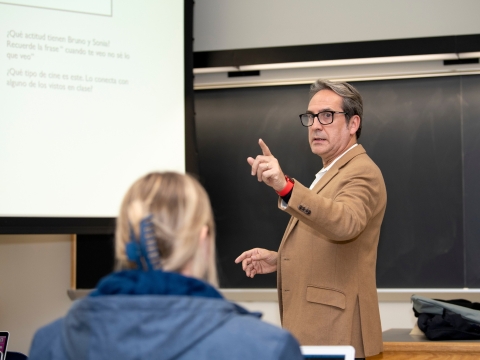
276,175,294,197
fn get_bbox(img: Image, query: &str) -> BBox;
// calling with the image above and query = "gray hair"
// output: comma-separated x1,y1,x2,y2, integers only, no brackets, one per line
310,79,363,139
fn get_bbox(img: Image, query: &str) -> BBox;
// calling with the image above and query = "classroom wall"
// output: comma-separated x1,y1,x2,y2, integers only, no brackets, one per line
0,235,72,355
194,0,480,51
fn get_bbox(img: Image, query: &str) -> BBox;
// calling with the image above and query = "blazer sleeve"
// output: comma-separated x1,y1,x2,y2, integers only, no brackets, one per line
280,160,385,241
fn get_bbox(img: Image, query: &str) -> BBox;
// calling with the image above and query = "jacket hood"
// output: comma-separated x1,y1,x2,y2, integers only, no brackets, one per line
61,271,259,360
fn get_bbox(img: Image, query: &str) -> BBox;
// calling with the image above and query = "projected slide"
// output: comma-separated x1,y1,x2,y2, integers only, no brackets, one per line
0,1,185,217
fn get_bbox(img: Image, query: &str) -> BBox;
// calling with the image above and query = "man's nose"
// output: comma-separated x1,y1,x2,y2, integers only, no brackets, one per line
312,116,324,129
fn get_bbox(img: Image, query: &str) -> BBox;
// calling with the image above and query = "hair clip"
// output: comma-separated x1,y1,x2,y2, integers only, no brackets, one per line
126,215,161,271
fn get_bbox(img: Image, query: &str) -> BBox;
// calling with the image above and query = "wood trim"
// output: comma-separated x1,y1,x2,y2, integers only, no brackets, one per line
373,329,480,359
384,341,480,353
370,352,480,359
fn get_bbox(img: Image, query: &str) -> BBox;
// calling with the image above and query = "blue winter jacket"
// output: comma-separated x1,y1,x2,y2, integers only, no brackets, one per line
29,270,303,360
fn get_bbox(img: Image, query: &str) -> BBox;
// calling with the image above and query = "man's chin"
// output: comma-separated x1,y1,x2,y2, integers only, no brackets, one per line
310,144,326,156
310,142,327,151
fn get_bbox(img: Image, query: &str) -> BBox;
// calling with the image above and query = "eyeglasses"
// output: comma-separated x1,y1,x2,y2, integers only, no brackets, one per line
299,111,347,127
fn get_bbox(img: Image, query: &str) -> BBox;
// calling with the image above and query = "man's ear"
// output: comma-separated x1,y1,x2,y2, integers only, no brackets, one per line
348,115,361,135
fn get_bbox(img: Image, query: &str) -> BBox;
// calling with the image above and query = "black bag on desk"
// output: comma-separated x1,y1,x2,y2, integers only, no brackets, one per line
412,294,480,340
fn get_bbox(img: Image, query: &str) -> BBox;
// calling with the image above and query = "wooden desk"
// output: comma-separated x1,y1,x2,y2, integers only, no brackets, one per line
370,329,480,359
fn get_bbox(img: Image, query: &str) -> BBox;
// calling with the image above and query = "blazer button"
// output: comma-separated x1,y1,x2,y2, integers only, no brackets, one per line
306,209,311,215
298,205,304,211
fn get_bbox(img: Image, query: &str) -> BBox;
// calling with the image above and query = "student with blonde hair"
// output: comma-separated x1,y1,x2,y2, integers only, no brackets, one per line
29,172,302,360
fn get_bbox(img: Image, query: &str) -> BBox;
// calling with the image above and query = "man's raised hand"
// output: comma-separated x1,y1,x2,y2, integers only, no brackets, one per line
247,139,287,192
235,248,278,278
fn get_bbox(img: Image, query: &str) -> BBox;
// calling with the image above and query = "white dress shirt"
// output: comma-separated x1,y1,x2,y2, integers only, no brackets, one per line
308,143,358,189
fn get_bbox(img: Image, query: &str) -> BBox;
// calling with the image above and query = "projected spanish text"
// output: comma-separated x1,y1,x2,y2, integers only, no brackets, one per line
5,30,130,92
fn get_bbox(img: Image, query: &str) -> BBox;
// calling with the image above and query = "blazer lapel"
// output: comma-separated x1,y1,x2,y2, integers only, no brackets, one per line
311,167,339,194
311,144,366,194
281,145,366,247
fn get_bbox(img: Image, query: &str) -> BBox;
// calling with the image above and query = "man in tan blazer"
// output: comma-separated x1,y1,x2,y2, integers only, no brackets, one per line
236,79,386,359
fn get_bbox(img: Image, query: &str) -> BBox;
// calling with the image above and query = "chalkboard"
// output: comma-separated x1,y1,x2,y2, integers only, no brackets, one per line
194,75,480,289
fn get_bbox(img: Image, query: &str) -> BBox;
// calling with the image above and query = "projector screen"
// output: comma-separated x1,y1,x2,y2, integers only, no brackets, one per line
0,1,186,221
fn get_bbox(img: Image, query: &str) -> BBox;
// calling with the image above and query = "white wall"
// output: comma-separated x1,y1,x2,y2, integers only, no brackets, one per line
194,0,480,51
0,235,72,355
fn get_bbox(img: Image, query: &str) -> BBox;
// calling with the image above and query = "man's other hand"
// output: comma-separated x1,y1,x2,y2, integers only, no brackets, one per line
235,248,278,278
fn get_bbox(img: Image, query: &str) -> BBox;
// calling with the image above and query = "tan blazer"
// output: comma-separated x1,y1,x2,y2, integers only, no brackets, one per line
277,145,386,358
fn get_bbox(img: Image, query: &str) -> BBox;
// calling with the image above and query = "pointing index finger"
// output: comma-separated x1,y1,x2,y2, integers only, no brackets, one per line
235,251,249,263
258,138,272,156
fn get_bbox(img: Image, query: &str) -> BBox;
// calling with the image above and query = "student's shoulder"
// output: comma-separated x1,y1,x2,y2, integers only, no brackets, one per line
29,318,64,360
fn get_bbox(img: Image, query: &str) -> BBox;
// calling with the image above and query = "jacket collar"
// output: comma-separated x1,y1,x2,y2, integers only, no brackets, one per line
311,144,366,194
